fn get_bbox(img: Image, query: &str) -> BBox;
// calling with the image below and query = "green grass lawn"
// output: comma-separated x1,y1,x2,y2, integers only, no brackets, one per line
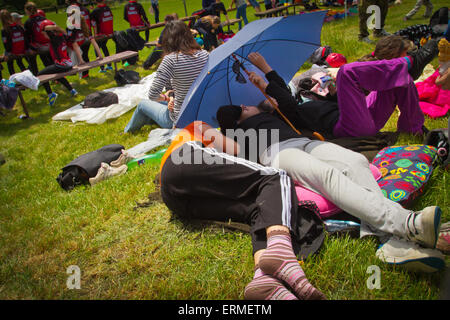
0,0,449,300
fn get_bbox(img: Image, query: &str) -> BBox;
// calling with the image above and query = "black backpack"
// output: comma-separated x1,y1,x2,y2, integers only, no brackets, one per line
82,91,119,108
0,83,19,110
126,28,145,51
56,144,125,191
113,30,129,50
308,46,332,66
429,7,449,28
114,69,141,86
112,30,138,65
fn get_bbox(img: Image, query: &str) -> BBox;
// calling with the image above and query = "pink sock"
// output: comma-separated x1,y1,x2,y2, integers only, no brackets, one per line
244,267,298,300
259,230,326,300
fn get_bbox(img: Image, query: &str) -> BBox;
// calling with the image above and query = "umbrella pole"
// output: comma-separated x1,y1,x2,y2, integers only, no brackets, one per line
231,55,325,141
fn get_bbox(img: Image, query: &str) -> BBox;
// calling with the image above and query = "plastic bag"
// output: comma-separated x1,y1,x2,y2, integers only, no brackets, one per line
9,70,40,90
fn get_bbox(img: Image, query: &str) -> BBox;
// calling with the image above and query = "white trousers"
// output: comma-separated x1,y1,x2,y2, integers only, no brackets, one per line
261,138,413,240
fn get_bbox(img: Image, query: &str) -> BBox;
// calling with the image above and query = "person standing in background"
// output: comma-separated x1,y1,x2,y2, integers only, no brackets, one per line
90,0,113,72
150,0,160,23
124,0,150,41
229,0,248,30
404,0,434,21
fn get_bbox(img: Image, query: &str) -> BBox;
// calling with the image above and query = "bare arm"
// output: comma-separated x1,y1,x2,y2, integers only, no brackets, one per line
43,25,67,35
89,37,103,59
194,122,240,155
71,42,85,64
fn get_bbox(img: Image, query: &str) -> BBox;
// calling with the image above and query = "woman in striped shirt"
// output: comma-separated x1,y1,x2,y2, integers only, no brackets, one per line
124,21,209,133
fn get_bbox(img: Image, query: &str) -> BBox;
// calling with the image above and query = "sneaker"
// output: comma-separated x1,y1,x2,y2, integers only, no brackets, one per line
359,36,374,44
89,162,128,186
48,92,58,107
406,206,442,249
376,237,445,273
105,65,113,71
110,150,135,167
407,38,439,80
437,222,450,255
374,29,391,38
70,89,78,97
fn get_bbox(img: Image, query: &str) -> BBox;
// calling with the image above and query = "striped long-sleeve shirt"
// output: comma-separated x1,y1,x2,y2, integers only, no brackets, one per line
148,49,209,122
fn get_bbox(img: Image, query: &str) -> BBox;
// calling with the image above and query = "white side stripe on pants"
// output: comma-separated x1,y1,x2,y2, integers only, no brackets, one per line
185,141,293,229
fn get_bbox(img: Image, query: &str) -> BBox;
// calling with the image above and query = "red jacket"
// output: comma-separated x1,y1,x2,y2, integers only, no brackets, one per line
47,32,72,67
124,1,148,27
1,23,27,55
24,14,50,49
90,3,114,36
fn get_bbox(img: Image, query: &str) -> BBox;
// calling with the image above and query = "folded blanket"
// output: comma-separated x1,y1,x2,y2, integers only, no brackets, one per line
52,73,156,124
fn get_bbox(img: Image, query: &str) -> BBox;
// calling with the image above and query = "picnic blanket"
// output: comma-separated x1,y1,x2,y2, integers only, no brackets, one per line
52,73,156,124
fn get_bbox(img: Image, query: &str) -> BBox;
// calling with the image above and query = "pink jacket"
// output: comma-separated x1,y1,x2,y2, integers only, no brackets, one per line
415,70,450,118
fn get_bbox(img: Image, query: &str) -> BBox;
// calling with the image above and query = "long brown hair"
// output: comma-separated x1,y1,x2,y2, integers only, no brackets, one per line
161,20,201,55
359,35,411,61
0,10,13,32
80,16,91,37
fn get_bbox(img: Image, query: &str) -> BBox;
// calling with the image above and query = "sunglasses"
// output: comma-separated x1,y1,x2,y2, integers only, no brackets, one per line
232,60,246,84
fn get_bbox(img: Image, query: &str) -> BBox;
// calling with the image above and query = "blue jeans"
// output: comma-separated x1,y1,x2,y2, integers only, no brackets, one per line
236,4,248,30
124,99,173,133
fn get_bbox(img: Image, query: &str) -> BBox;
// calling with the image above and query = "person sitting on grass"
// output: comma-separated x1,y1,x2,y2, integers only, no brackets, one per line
159,121,326,300
215,52,445,273
124,21,209,132
289,35,439,138
38,19,78,106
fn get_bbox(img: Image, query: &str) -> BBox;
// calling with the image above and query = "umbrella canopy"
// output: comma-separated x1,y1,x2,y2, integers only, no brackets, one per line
175,10,327,128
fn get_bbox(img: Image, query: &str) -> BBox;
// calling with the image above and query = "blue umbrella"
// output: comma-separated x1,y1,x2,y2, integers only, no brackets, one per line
175,10,327,128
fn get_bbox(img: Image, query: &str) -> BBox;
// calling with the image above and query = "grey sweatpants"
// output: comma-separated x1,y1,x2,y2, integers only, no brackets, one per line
260,138,413,241
405,0,433,19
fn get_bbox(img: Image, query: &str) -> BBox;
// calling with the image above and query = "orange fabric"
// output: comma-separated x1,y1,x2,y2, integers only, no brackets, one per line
159,122,214,173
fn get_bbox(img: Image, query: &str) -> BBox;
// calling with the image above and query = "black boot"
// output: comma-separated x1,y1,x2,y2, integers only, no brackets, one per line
408,38,439,80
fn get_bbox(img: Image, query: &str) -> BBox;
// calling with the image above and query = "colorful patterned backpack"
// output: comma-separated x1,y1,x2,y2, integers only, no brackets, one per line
372,145,438,207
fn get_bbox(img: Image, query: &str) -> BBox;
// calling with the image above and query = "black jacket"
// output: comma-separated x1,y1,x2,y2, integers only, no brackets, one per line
264,70,339,137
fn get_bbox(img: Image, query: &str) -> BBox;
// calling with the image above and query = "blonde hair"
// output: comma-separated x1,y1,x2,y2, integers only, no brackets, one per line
201,15,221,28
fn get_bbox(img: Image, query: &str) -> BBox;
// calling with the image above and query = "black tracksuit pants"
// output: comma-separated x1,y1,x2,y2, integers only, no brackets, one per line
160,141,299,254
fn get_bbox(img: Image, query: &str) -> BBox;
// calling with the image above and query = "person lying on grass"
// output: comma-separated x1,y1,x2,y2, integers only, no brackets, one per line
159,121,326,300
289,36,439,138
216,52,445,273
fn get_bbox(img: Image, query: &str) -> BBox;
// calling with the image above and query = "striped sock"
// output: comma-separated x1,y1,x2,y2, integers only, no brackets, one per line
259,230,326,300
244,267,298,300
